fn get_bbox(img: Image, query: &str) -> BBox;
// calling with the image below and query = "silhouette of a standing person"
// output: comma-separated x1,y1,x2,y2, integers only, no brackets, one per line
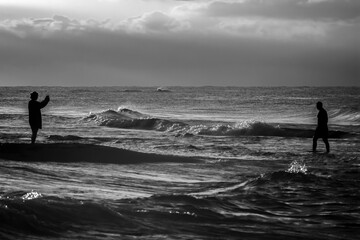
28,92,50,144
313,101,330,153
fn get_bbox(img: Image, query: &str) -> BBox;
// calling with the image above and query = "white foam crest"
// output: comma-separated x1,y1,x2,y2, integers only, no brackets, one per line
185,121,283,137
21,190,43,200
286,160,307,174
190,181,249,197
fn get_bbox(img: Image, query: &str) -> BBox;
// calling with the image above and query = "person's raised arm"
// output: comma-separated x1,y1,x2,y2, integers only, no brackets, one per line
39,95,50,109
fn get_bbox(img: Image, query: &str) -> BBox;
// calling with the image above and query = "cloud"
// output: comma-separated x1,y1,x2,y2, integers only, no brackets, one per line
0,15,112,38
0,3,358,46
0,4,358,86
169,0,360,42
0,11,188,37
0,16,357,86
195,0,360,21
121,11,189,33
216,18,331,41
2,0,358,40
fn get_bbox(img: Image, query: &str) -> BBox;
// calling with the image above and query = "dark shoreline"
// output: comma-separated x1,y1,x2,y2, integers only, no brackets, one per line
0,143,199,164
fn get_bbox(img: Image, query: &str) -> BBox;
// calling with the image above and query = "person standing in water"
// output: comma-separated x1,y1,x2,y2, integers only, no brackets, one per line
313,101,330,153
28,92,50,144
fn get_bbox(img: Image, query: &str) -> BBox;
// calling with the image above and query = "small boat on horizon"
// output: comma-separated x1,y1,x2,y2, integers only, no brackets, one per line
156,87,171,92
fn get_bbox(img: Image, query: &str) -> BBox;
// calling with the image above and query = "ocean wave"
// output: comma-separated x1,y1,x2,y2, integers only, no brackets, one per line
0,190,243,238
191,121,286,137
191,172,318,197
0,190,252,238
84,107,352,138
192,161,327,197
87,107,149,120
1,177,359,239
191,122,351,138
83,107,187,131
0,113,25,120
329,108,360,125
0,191,135,238
243,160,338,190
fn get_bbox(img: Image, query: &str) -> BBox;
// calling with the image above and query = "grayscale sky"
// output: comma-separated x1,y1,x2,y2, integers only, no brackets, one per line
0,0,359,86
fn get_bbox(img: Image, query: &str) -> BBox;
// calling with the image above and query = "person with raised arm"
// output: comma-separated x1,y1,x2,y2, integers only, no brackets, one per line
28,92,50,144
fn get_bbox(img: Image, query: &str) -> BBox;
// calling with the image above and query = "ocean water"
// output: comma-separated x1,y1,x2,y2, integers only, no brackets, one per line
0,86,359,239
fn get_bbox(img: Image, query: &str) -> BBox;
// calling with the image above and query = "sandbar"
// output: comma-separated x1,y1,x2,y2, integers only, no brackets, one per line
0,143,199,164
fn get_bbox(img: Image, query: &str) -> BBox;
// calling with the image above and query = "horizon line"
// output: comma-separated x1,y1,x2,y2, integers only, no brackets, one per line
0,85,359,88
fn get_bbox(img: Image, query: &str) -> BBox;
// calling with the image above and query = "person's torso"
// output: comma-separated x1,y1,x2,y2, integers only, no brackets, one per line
317,108,328,127
28,100,41,118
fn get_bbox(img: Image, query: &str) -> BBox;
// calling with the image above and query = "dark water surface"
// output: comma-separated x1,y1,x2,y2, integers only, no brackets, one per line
1,87,359,239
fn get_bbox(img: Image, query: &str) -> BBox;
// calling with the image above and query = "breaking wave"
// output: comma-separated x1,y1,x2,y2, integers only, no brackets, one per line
83,107,187,131
83,107,352,138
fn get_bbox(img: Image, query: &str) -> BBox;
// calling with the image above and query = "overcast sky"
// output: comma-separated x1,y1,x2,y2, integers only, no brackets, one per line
0,0,359,86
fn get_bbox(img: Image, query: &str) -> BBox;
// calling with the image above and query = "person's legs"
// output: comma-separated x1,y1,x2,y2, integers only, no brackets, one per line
323,138,330,153
312,136,318,152
31,127,38,144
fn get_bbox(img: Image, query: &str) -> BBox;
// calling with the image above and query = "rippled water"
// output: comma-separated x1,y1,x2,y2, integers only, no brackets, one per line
0,87,359,239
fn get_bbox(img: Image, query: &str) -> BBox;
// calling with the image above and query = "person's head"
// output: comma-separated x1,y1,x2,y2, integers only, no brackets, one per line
316,101,323,110
30,91,38,100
